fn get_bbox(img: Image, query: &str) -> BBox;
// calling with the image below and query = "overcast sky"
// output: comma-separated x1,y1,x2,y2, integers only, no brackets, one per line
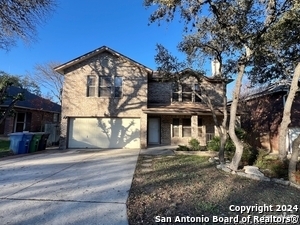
0,0,235,98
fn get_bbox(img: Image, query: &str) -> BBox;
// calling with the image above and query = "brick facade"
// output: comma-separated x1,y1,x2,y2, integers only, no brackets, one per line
241,91,300,153
60,51,149,149
0,110,58,136
148,82,172,104
146,76,225,147
148,114,222,147
57,46,225,149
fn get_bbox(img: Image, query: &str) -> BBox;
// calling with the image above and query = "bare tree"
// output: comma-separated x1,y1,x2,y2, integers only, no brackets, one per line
0,0,55,50
32,61,63,104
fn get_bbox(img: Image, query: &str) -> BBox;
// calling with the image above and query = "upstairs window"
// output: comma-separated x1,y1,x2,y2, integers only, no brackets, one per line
172,83,180,101
99,76,123,98
99,76,112,97
182,84,192,102
114,76,123,97
87,75,96,97
172,83,201,102
194,84,202,102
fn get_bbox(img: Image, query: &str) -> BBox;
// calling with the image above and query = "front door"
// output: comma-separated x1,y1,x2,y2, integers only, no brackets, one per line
148,118,160,144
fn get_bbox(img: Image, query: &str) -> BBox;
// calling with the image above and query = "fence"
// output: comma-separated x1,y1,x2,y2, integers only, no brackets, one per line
44,123,60,146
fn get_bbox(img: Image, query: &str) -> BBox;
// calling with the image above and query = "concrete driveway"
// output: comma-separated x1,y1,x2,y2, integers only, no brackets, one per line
0,148,140,225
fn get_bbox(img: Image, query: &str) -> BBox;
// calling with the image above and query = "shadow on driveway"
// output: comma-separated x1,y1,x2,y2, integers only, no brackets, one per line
0,148,140,225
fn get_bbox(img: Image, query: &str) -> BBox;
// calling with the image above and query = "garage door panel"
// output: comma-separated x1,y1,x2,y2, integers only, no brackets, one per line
68,118,140,149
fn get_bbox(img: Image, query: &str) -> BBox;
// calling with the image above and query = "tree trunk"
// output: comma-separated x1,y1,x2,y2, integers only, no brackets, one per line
278,62,300,161
219,130,226,163
196,88,225,162
229,47,252,171
219,80,228,164
289,134,300,183
228,64,245,171
229,47,254,171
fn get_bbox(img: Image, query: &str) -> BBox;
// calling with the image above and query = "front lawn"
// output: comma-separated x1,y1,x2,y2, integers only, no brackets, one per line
0,140,13,157
127,155,300,225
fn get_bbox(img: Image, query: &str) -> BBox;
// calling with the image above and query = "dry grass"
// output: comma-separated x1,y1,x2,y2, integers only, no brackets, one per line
127,155,300,225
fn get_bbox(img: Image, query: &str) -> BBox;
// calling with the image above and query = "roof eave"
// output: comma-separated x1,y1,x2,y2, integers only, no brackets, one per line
54,46,153,75
0,105,61,113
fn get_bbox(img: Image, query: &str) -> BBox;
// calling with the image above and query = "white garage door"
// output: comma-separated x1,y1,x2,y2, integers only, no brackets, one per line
68,118,140,149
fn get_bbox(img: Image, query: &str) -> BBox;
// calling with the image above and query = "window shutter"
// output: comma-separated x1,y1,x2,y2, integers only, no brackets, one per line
25,112,32,131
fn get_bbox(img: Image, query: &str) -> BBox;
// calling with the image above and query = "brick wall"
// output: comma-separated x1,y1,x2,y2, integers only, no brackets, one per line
60,52,149,149
241,91,300,153
148,77,224,106
148,82,172,104
150,114,223,147
1,110,58,135
30,111,55,132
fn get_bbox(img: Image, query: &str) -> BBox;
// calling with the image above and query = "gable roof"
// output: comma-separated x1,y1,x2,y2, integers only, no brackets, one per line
150,68,234,84
0,86,61,113
54,45,153,75
241,79,300,101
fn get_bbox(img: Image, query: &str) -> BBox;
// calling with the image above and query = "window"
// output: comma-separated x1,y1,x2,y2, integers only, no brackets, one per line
182,84,192,102
198,118,203,137
99,76,112,97
15,113,26,132
182,118,191,137
53,113,59,123
99,76,122,97
114,76,123,97
172,83,180,101
172,118,179,137
15,112,32,132
87,75,96,97
172,83,201,102
194,84,202,102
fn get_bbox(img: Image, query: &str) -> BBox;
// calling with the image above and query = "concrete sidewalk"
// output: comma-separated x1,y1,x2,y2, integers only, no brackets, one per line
140,145,177,156
0,148,140,225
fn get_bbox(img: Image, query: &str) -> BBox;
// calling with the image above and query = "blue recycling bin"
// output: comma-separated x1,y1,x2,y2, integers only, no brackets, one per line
9,132,34,154
19,133,34,154
8,133,24,154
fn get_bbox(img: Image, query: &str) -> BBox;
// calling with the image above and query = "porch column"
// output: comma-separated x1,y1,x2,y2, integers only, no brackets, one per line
140,113,147,149
191,115,198,138
202,125,207,145
214,125,219,136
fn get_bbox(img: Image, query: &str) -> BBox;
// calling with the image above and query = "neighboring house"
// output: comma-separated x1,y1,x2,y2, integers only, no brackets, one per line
240,80,300,153
0,86,61,137
55,46,228,149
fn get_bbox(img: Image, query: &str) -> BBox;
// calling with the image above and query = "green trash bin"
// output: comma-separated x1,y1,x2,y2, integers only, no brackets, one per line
29,133,43,153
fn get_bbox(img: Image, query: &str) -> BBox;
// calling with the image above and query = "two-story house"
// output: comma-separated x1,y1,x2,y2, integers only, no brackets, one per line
55,46,227,149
